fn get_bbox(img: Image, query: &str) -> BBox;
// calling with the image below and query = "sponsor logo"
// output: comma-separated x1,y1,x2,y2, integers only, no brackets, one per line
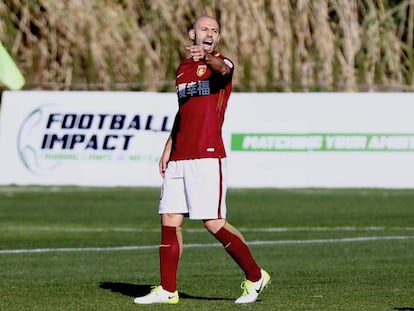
231,133,414,152
17,104,172,175
177,80,211,99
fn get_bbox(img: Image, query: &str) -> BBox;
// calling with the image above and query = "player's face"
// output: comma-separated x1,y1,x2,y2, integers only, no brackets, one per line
191,17,220,53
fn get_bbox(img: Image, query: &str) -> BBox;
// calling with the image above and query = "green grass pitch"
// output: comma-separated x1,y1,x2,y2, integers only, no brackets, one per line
0,186,413,310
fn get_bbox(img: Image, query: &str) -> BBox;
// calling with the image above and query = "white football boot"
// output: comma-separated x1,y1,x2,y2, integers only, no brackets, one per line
133,285,179,304
235,269,271,304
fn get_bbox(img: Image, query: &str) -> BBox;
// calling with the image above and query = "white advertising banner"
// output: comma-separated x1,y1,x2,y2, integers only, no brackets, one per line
1,91,414,188
224,93,414,188
0,91,176,186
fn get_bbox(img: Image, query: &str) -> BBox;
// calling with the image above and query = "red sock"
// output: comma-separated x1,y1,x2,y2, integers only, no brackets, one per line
213,223,261,282
159,226,182,292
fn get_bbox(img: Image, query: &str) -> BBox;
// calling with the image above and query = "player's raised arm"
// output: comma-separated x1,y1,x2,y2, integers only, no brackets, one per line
185,45,232,76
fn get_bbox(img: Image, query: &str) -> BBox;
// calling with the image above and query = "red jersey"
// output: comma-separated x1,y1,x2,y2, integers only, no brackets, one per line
170,51,234,161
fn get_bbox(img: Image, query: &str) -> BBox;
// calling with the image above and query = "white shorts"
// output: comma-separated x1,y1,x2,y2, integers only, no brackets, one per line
158,158,227,220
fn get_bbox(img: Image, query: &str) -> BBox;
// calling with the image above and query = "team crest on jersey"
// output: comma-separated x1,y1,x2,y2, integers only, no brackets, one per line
196,65,207,77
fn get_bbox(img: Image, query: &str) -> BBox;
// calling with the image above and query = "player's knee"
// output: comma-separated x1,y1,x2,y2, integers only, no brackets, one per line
203,219,226,234
161,213,184,227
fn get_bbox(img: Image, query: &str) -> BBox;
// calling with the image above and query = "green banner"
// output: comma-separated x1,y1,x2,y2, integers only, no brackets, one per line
231,133,414,152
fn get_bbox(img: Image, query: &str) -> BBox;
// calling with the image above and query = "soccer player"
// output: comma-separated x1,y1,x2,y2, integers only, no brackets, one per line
133,15,270,305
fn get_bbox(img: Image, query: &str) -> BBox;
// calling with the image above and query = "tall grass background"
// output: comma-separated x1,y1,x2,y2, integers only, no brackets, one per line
1,0,413,92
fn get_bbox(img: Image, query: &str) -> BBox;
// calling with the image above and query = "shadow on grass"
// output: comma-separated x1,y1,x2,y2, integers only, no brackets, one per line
99,282,234,301
99,282,151,297
394,308,414,311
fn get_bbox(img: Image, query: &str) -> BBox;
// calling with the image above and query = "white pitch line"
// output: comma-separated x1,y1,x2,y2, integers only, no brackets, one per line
1,226,414,233
1,235,413,255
